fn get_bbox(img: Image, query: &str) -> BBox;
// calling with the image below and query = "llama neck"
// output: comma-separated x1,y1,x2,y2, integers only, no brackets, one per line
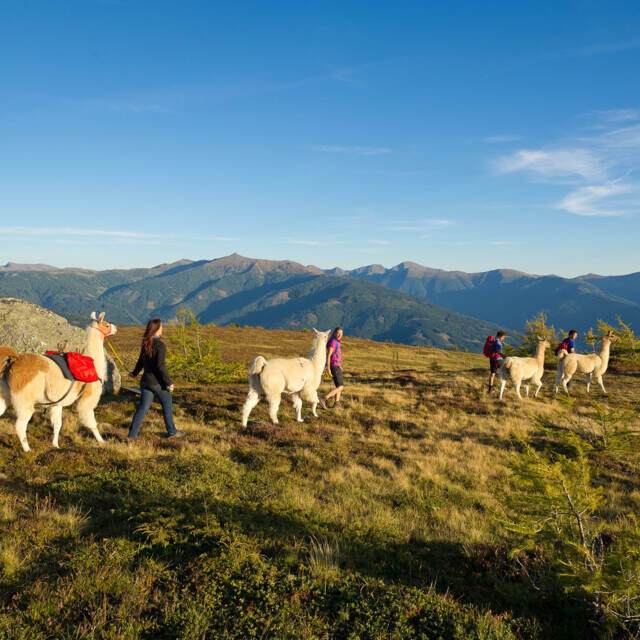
535,343,546,367
84,326,107,380
309,340,327,379
599,340,612,369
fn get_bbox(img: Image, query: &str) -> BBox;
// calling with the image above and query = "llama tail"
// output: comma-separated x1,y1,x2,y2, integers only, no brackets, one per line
249,356,268,376
503,357,513,371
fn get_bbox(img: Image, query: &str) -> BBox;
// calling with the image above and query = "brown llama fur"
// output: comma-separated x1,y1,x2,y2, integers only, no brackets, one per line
0,346,17,374
0,312,117,452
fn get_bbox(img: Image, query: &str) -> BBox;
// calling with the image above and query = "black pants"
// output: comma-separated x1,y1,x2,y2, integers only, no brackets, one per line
330,365,344,387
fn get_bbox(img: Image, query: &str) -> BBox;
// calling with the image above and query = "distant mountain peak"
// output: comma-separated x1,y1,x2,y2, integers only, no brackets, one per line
0,262,58,272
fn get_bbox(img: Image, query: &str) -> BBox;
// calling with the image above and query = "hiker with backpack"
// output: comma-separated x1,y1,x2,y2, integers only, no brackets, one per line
484,330,507,394
555,329,578,356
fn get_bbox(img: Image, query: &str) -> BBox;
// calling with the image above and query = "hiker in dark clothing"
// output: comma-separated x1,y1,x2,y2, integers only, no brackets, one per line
488,330,507,393
556,329,578,355
128,318,184,440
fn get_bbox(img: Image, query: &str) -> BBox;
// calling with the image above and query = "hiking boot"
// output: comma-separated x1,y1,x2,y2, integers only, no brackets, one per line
168,430,186,439
334,401,343,409
319,398,329,410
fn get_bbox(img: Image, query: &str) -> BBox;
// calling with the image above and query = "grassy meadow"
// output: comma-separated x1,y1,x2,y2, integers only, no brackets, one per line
0,325,639,639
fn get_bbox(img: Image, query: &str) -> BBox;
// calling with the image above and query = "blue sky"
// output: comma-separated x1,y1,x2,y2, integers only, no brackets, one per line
1,0,639,276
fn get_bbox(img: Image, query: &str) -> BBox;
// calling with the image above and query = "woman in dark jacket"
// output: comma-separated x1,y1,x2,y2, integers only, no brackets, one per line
128,318,184,439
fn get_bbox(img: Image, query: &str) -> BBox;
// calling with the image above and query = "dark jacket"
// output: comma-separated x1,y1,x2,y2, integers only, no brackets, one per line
132,338,173,390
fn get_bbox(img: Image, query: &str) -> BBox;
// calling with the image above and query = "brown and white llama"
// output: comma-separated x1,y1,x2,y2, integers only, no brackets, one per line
555,332,617,396
0,312,117,452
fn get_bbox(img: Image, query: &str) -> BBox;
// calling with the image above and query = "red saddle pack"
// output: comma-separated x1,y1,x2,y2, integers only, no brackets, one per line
45,351,100,383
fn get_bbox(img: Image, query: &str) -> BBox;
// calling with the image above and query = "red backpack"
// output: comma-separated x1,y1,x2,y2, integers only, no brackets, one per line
555,339,570,356
483,336,496,358
46,351,100,383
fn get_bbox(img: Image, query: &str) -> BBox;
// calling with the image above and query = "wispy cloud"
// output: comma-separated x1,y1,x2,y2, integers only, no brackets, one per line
493,148,607,181
311,145,392,156
493,112,640,216
387,218,455,232
80,98,172,114
0,226,166,239
483,134,521,144
568,39,640,58
557,182,635,217
0,227,236,243
588,108,640,125
284,239,347,247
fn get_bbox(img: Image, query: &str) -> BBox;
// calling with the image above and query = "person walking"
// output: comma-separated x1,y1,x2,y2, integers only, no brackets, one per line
322,327,345,408
486,330,507,394
127,318,184,440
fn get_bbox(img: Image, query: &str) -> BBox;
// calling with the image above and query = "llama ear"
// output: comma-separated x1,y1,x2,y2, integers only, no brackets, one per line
312,328,319,335
98,312,106,322
90,311,97,321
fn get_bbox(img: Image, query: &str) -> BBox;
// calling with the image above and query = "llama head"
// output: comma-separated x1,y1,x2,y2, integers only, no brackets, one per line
312,328,331,346
537,337,551,350
90,311,118,338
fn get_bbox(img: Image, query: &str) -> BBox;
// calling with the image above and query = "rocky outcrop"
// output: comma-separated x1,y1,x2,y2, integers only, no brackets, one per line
0,298,121,394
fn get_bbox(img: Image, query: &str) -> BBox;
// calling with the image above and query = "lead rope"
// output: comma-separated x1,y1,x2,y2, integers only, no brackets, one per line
106,340,129,372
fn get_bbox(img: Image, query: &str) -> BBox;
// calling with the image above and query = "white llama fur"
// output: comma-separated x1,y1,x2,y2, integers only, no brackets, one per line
0,311,117,452
241,329,331,427
499,338,550,401
555,332,616,396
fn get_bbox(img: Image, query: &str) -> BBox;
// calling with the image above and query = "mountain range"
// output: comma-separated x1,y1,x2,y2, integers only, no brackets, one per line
0,254,637,349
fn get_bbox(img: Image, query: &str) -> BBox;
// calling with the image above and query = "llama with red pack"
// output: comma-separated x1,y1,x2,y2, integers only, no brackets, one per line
0,311,117,452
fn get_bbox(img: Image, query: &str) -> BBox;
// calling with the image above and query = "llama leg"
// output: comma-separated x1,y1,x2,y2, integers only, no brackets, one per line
534,380,543,398
291,393,303,423
554,374,560,396
0,396,6,418
50,405,63,448
14,406,34,453
587,373,592,394
301,387,320,417
77,406,105,444
514,381,523,401
241,389,260,427
498,378,507,401
267,395,281,424
525,385,530,398
597,376,607,395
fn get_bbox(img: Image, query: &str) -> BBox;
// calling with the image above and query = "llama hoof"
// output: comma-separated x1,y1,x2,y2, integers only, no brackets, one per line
297,418,304,423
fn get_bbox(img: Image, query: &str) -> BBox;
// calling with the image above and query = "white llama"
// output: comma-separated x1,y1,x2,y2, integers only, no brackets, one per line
241,329,331,427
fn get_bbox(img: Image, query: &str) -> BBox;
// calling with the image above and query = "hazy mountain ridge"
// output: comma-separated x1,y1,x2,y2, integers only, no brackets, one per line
0,255,496,349
345,262,640,331
1,255,637,345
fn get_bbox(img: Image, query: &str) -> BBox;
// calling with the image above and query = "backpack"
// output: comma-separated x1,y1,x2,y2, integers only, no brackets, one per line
555,339,570,356
483,336,496,358
46,351,100,383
